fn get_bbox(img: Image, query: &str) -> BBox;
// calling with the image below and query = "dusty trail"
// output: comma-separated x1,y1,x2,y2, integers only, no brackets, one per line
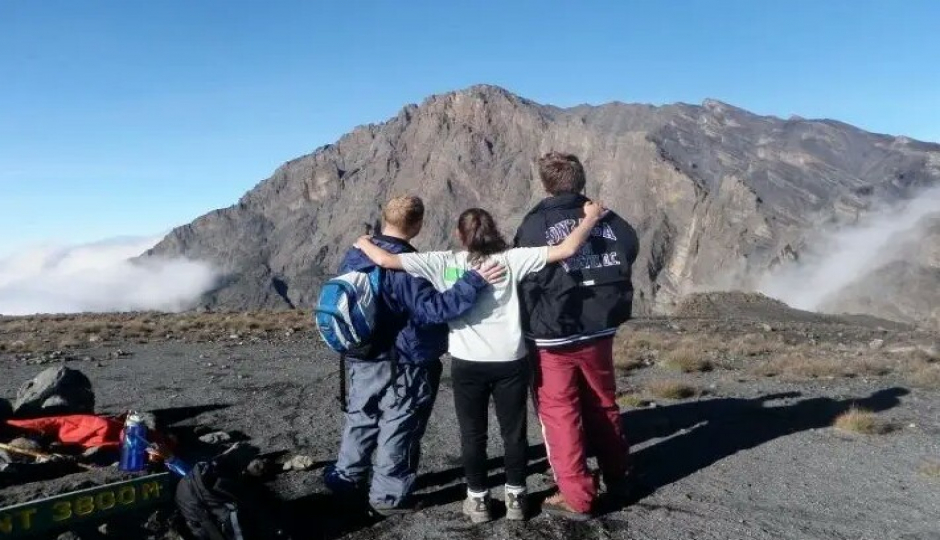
2,314,939,539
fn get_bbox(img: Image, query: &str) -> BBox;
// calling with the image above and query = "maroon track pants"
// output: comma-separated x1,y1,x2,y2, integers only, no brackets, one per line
533,337,629,513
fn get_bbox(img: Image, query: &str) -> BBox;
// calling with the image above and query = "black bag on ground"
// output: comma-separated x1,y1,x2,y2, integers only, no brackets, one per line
176,445,290,540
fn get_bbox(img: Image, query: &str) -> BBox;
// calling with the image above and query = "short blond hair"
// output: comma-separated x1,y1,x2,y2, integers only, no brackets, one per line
383,195,425,232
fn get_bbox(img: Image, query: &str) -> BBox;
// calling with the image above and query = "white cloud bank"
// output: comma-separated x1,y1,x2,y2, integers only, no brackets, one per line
759,185,940,311
0,236,219,315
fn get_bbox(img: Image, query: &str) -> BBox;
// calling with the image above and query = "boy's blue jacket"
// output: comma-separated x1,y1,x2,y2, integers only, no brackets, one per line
337,235,486,365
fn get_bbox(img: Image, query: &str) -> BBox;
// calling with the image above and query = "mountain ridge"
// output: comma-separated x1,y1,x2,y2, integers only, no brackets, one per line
143,84,940,324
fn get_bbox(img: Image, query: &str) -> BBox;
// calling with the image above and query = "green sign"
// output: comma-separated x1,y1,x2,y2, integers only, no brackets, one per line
0,472,174,539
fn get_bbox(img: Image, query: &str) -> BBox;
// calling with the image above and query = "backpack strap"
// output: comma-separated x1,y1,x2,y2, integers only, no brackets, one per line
338,353,348,413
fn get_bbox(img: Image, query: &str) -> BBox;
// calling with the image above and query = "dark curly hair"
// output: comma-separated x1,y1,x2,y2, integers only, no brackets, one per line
457,208,508,264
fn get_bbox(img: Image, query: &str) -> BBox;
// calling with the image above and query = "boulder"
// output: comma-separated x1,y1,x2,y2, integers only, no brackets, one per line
13,367,95,418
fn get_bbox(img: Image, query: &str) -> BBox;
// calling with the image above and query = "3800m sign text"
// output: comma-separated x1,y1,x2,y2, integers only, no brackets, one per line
0,473,173,539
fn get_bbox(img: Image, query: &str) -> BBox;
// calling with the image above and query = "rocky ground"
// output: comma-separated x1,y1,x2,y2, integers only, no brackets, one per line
1,294,939,539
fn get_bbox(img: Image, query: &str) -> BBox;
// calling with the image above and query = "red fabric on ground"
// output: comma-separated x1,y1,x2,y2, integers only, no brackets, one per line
6,414,123,449
534,337,629,513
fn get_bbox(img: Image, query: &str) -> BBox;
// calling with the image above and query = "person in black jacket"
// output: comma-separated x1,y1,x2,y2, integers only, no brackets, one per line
514,152,639,519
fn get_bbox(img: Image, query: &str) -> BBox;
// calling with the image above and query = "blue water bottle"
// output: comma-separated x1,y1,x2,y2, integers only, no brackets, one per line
162,453,192,477
119,411,148,472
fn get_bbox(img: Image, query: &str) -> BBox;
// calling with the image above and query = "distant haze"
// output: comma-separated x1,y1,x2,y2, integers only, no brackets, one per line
0,237,218,315
759,186,940,311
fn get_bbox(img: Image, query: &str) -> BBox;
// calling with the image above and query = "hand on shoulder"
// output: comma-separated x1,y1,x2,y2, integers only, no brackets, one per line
354,235,374,249
583,200,607,221
472,260,507,285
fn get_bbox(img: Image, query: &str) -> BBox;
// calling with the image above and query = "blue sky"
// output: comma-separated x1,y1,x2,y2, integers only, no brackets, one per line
2,0,938,255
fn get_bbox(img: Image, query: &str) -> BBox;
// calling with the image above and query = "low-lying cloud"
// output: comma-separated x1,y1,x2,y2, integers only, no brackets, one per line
0,237,219,315
759,185,940,311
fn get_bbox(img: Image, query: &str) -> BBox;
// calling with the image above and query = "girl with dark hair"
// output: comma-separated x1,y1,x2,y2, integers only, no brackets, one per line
354,200,605,523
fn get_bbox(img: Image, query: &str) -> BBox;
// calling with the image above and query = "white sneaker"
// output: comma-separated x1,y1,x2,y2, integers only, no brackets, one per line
462,492,493,523
505,490,527,521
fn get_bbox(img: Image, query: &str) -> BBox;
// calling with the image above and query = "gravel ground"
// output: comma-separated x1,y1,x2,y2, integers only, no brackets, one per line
2,317,939,540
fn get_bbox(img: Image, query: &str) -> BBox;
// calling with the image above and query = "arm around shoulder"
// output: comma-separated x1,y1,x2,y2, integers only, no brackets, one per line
354,236,404,270
391,271,483,325
546,200,606,263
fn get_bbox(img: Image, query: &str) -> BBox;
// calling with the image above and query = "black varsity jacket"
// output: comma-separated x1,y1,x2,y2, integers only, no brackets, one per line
513,193,639,347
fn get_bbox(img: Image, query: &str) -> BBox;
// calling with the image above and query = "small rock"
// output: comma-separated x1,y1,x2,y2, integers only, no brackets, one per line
11,340,26,348
9,437,43,453
282,455,316,471
109,349,132,359
229,334,240,340
198,431,232,445
97,522,110,535
869,339,885,350
246,457,272,477
57,532,82,540
761,323,773,332
87,334,102,343
143,510,168,532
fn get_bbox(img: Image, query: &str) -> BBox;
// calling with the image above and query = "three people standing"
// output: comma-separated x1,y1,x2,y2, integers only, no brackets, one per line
325,152,639,522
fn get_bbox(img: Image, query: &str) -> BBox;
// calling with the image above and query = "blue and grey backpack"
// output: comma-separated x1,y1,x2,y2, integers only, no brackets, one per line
314,266,383,356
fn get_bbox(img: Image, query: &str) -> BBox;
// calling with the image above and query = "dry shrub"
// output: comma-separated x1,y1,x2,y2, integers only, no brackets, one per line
850,357,893,377
613,331,664,371
5,339,39,353
661,346,713,373
0,310,313,355
628,331,667,350
833,407,893,435
751,353,845,379
909,348,939,364
729,333,782,358
920,461,940,478
616,393,648,408
646,380,697,400
77,321,106,334
57,335,83,349
909,365,940,389
614,355,644,371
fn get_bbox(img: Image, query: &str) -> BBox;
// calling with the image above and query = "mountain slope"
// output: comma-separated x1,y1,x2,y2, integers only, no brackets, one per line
144,85,940,319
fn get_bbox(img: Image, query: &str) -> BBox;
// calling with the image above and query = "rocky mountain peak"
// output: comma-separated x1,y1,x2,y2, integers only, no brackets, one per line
143,86,940,326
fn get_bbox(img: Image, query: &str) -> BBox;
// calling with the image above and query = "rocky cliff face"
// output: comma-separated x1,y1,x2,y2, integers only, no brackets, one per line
143,85,940,323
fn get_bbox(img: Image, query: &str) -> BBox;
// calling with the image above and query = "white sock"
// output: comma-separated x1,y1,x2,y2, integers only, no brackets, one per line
468,488,489,499
505,484,527,495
